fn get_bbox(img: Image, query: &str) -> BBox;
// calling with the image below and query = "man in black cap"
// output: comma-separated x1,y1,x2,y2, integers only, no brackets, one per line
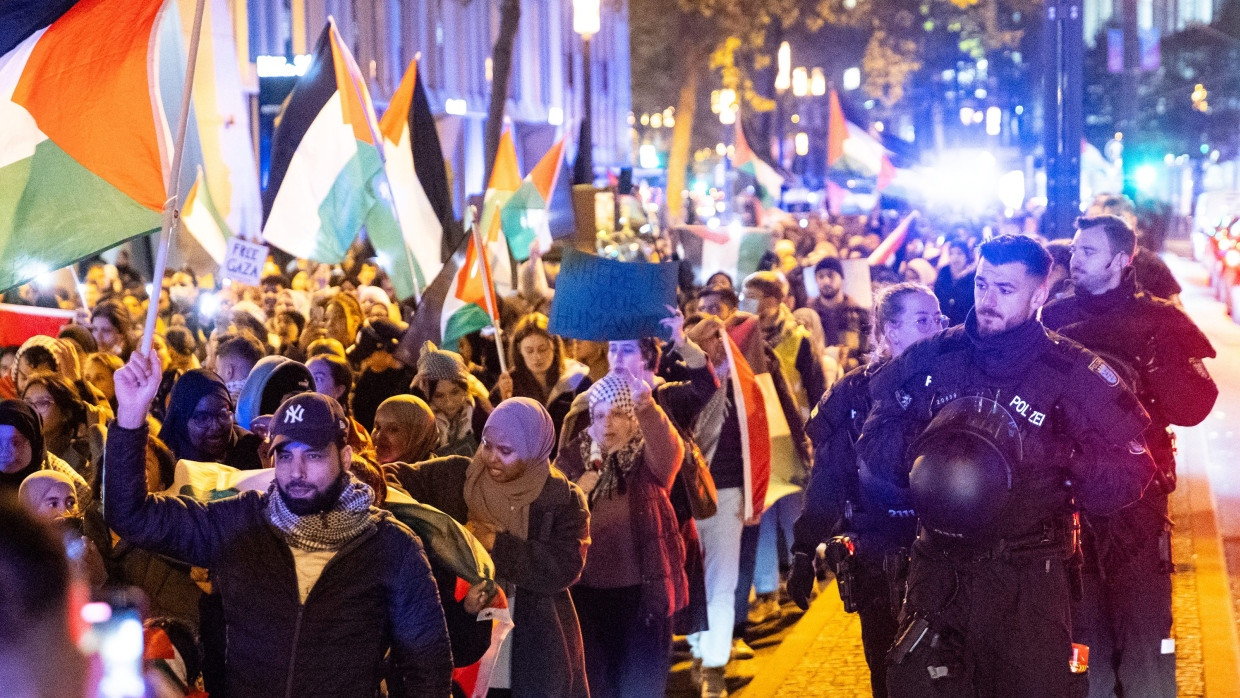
807,256,871,370
1043,215,1218,697
859,235,1156,697
349,319,415,431
104,351,452,698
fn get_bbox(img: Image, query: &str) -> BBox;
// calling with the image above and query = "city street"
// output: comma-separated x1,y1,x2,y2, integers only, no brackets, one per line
704,251,1240,698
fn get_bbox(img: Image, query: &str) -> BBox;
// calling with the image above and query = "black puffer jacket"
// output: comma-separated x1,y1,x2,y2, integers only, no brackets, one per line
103,423,452,698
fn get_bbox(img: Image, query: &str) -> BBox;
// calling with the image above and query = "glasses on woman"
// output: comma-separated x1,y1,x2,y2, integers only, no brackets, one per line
898,314,950,332
25,397,56,413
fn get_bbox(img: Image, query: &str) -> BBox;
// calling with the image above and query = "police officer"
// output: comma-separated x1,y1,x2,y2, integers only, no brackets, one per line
1042,215,1218,697
788,283,945,698
858,235,1156,697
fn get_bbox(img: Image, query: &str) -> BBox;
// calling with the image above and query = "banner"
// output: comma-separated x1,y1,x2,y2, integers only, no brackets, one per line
547,249,678,341
0,304,75,347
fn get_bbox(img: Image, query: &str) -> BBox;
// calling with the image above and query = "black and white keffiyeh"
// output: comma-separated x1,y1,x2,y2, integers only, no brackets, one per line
266,477,379,552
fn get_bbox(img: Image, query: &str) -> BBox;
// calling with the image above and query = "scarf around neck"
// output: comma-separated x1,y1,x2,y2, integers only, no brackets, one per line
464,455,549,540
582,434,643,506
266,476,378,552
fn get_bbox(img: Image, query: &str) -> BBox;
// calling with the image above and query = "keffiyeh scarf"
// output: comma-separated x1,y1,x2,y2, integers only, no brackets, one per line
266,477,378,551
582,435,643,506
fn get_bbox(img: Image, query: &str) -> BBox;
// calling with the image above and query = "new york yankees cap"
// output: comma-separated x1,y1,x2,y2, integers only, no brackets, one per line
268,393,349,450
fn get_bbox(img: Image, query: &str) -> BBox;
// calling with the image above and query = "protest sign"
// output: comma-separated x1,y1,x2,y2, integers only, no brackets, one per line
220,238,269,286
548,249,678,341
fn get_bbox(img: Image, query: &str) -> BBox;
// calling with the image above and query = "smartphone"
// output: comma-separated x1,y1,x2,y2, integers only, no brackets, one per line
80,588,148,698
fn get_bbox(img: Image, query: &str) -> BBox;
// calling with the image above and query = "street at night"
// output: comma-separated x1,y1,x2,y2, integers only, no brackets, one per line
5,0,1240,697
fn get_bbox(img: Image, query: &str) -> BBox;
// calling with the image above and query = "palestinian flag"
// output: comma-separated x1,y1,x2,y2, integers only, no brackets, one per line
261,19,397,264
181,167,230,263
398,228,499,356
476,132,521,295
827,88,889,178
502,136,566,262
675,224,774,286
375,59,450,301
868,210,919,266
720,325,771,519
733,121,783,209
0,0,170,293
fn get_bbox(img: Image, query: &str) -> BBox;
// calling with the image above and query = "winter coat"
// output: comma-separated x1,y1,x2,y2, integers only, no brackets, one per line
103,422,453,698
388,455,591,698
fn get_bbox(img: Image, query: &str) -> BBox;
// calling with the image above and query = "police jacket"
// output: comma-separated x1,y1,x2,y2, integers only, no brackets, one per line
1041,267,1217,480
857,311,1157,544
103,423,454,698
793,360,916,559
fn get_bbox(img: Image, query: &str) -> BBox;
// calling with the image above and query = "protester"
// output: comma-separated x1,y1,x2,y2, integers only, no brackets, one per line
415,341,490,458
371,395,440,465
495,313,592,455
349,319,415,431
557,371,687,698
158,369,263,470
388,398,591,697
90,298,137,359
325,292,363,349
164,326,201,372
741,271,825,416
105,354,453,696
307,354,373,453
214,334,265,403
20,371,103,484
17,469,79,521
235,358,314,436
82,352,124,410
806,256,871,371
933,239,977,326
0,498,87,698
0,399,90,505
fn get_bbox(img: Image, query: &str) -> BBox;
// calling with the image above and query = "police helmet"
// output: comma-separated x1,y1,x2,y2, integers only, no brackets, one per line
909,396,1022,542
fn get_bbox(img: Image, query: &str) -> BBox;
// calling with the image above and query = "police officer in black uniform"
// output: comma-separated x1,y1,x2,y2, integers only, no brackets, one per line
858,235,1156,697
1042,215,1218,697
788,283,945,697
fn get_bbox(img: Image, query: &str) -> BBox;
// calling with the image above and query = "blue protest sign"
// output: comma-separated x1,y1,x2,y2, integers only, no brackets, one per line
548,249,678,341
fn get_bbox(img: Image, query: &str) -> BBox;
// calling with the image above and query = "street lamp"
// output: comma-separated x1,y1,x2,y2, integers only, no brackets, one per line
776,42,791,92
792,67,808,97
573,0,601,184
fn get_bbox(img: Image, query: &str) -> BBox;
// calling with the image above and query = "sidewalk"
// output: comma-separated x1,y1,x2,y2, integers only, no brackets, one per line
736,467,1240,698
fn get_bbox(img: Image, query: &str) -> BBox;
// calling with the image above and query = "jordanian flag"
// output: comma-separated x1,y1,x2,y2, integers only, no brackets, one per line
0,0,170,292
262,19,398,264
502,136,565,262
181,167,230,263
733,120,783,209
374,59,448,301
477,132,520,295
399,227,499,355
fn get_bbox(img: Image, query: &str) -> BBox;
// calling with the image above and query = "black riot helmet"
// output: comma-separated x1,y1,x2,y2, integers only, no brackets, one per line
909,396,1023,542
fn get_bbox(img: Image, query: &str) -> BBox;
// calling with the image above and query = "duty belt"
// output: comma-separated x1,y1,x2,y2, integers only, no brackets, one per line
918,513,1081,563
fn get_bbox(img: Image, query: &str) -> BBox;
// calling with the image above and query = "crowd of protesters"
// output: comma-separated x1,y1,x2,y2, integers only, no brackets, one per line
0,190,1193,698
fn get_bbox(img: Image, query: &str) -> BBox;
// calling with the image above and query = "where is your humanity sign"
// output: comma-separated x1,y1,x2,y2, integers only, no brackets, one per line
548,249,679,342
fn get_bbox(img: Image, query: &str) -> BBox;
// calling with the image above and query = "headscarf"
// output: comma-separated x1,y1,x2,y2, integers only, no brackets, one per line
0,399,45,486
18,470,77,515
582,372,642,502
463,397,554,540
11,335,65,383
374,395,440,464
159,369,233,461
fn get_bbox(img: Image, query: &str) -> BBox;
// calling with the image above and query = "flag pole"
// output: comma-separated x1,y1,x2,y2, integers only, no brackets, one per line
339,35,422,302
141,0,207,355
468,205,508,374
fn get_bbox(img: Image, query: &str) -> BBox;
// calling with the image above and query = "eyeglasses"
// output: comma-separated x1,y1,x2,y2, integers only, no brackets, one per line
25,398,55,412
897,315,950,332
189,408,233,429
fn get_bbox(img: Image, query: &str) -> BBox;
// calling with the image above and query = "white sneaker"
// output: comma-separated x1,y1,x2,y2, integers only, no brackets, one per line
730,638,755,660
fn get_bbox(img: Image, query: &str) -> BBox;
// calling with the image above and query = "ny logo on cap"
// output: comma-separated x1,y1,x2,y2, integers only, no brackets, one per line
284,405,305,424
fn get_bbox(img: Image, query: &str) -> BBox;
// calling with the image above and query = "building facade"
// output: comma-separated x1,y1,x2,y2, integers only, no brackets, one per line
244,0,632,210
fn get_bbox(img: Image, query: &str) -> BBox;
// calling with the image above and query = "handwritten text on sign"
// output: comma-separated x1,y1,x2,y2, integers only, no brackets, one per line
548,249,678,342
221,239,269,286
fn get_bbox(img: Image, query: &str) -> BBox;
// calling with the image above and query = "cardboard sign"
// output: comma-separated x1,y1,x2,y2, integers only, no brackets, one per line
220,238,269,286
548,249,678,341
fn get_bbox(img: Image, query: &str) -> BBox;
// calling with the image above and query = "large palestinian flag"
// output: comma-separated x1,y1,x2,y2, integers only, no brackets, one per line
0,0,170,292
476,132,520,295
374,59,448,301
733,120,783,209
675,224,774,286
261,19,397,263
